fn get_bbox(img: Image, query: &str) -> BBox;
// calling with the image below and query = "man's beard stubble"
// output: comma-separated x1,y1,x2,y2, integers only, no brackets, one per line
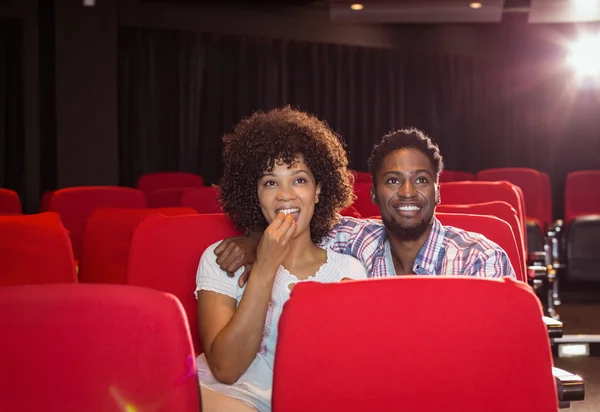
381,214,434,242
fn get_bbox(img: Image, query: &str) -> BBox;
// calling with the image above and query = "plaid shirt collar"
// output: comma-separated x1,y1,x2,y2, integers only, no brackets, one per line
383,216,445,275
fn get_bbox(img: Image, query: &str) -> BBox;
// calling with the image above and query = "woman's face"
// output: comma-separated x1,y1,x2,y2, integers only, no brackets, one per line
257,154,321,239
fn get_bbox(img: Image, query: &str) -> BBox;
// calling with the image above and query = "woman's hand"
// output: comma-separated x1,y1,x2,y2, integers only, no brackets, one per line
255,213,296,276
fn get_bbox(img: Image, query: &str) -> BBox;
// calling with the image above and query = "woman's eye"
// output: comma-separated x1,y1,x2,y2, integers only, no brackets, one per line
263,180,276,187
295,178,307,184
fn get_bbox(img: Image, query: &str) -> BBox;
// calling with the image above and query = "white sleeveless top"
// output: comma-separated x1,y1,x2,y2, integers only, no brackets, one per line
195,241,368,412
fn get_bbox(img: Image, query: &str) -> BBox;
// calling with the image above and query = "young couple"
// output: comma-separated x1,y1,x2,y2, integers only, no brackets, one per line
195,107,516,412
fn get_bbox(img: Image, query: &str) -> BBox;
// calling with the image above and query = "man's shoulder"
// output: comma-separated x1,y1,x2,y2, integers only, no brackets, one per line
331,216,385,234
441,224,504,255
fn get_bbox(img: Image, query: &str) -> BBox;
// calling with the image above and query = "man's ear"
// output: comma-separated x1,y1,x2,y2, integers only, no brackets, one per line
315,183,322,203
435,185,441,205
370,186,378,205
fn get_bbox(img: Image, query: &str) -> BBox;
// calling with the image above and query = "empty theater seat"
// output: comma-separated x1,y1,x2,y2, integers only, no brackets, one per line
79,207,197,284
0,284,200,411
438,170,475,183
181,186,223,214
137,172,204,194
127,213,243,354
564,171,600,283
0,188,22,214
273,277,560,412
351,182,380,218
48,186,148,261
477,168,547,252
145,187,199,208
0,213,77,286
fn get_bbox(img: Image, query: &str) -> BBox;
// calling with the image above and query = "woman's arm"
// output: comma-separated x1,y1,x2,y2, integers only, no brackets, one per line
197,213,296,384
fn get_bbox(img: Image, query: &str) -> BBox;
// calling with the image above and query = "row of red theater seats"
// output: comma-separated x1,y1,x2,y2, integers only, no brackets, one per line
0,212,577,410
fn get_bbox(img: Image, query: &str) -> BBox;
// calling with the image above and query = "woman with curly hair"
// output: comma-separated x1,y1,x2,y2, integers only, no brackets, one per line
195,106,367,412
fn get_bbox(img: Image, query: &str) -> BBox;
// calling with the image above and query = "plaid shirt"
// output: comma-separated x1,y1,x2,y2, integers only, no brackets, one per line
320,216,516,278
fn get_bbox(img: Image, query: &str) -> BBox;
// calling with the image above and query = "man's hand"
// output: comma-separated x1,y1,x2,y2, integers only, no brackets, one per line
215,232,261,284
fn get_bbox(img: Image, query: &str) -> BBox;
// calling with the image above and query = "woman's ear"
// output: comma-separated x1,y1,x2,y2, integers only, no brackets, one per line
315,183,322,203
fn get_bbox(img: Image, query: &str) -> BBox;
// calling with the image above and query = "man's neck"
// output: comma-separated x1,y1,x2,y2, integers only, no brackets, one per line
386,226,432,275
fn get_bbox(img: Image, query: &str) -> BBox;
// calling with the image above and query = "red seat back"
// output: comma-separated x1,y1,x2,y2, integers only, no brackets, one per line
0,284,200,411
48,186,148,261
0,213,77,286
127,213,243,354
540,172,553,227
273,277,557,412
436,201,526,280
352,182,380,218
436,212,524,282
181,186,223,214
477,168,546,230
439,170,475,183
351,170,372,184
0,188,22,214
80,207,197,284
137,172,204,193
565,170,600,226
440,181,527,245
145,187,198,208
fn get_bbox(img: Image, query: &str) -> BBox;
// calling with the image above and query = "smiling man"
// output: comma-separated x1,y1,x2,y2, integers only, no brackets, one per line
215,128,516,280
319,128,515,278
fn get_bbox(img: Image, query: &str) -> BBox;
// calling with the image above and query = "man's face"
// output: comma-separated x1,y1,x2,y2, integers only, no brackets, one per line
372,149,439,241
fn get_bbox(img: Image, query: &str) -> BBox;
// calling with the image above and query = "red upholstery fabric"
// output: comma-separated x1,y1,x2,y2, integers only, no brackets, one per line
0,188,22,214
352,170,372,184
48,186,148,261
146,187,199,208
79,207,197,284
565,170,600,226
540,172,553,227
181,186,223,214
0,284,200,411
0,213,77,286
137,172,204,193
39,190,53,212
127,213,243,354
438,170,475,183
477,168,546,231
440,181,527,244
351,182,380,218
436,212,525,282
436,201,526,280
273,277,557,412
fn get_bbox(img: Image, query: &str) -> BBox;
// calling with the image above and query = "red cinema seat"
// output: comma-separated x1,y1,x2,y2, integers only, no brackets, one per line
0,188,22,214
273,277,558,412
0,212,77,286
181,186,223,214
352,182,380,218
137,172,204,194
0,284,200,411
79,207,197,284
48,186,148,261
127,213,243,354
564,170,600,227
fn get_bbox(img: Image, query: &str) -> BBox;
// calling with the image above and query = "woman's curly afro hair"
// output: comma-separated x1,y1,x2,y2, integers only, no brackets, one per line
219,106,354,244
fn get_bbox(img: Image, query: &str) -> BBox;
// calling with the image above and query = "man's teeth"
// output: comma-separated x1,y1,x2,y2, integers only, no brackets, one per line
278,208,300,215
396,205,420,211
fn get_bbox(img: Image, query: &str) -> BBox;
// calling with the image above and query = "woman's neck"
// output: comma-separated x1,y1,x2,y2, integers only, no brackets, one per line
281,230,325,273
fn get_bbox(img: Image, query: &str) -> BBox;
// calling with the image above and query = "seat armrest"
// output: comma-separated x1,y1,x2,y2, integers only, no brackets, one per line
528,265,548,281
528,251,546,264
543,316,563,339
553,367,585,402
